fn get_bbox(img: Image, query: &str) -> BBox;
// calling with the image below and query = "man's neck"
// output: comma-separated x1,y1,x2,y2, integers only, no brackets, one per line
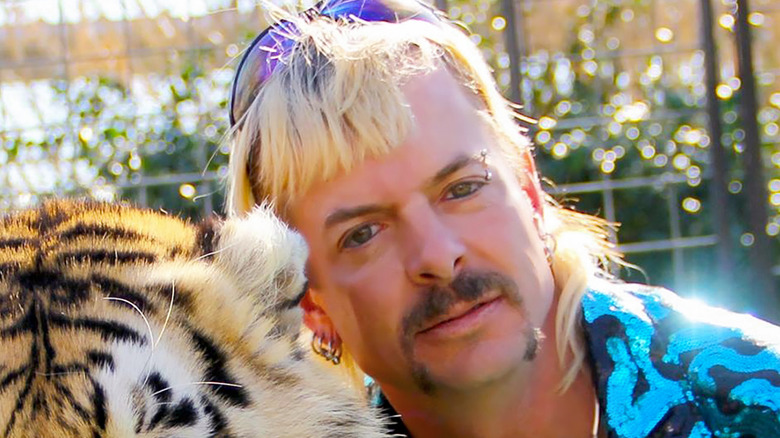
380,312,599,438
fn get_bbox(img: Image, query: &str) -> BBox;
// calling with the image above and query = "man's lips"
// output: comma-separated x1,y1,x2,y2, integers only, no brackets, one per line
417,295,502,334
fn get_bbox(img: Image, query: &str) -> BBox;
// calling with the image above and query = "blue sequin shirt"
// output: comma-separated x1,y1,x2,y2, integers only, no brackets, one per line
583,281,780,437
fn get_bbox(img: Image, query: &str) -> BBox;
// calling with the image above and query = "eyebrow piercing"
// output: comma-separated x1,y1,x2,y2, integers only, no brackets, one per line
479,149,492,181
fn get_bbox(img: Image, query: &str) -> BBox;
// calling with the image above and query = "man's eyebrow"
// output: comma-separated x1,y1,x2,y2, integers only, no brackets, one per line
429,154,479,187
324,204,393,229
324,153,481,229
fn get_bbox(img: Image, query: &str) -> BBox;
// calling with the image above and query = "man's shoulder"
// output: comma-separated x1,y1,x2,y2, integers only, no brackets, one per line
581,279,780,438
583,279,780,336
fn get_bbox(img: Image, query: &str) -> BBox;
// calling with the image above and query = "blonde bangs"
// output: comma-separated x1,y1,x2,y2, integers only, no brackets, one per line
225,14,533,217
228,19,467,216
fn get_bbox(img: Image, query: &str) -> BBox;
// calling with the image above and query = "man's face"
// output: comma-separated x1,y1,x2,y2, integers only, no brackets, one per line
288,67,555,395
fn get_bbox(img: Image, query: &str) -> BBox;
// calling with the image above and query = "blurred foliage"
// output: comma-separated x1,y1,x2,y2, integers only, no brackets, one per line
455,0,780,309
1,0,779,311
1,59,231,219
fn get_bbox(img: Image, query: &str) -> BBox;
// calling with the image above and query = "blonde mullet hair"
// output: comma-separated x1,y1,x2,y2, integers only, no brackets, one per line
225,9,620,393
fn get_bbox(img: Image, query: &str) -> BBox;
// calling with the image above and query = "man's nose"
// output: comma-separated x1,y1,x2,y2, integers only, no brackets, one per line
400,200,466,286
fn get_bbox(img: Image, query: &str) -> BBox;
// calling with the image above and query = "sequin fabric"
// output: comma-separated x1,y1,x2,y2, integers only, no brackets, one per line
582,280,780,438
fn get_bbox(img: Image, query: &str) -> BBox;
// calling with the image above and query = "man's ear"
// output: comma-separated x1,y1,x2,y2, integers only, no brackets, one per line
300,288,343,362
519,149,545,217
300,288,336,334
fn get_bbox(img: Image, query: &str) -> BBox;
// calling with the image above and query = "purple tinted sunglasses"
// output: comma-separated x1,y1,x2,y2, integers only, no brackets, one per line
228,0,443,127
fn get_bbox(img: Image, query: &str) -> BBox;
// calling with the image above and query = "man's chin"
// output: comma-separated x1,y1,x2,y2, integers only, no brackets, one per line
405,298,540,393
411,337,534,394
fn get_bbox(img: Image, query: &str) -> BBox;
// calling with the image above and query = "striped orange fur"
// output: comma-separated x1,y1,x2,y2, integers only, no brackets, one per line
0,200,386,438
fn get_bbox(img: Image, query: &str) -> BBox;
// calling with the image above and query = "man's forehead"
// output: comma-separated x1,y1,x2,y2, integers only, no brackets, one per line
289,68,496,227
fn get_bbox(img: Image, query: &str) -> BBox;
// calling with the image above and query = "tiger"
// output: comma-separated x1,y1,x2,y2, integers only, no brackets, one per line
0,199,387,438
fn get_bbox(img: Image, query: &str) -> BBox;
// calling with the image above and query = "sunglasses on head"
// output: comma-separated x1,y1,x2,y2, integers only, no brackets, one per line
228,0,443,127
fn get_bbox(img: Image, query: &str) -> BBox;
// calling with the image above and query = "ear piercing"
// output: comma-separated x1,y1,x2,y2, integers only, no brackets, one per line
311,332,342,365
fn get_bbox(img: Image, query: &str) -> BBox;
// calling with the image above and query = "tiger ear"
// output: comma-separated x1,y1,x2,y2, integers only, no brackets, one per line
195,213,223,259
206,204,309,319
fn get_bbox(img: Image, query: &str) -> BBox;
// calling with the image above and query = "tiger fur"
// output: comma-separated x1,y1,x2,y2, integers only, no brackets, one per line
0,200,387,438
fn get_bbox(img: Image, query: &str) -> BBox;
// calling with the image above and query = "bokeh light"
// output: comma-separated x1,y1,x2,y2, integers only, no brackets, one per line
179,183,196,199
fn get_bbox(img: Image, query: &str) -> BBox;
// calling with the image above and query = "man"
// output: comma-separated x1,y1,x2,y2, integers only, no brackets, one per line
225,1,780,436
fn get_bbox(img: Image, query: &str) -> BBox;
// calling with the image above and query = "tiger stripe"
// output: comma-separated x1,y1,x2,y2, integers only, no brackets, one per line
1,200,387,437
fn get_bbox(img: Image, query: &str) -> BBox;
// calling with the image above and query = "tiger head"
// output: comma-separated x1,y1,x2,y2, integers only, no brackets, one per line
0,200,386,437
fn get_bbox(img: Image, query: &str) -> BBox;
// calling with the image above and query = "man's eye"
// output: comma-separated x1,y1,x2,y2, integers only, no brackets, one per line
341,223,382,249
443,181,485,200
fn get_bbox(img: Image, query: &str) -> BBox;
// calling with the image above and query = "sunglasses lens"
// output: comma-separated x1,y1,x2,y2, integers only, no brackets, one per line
230,22,299,126
230,0,439,126
320,0,439,23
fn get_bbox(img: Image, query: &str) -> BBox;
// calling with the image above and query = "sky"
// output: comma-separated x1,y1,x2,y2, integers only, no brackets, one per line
0,0,264,26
